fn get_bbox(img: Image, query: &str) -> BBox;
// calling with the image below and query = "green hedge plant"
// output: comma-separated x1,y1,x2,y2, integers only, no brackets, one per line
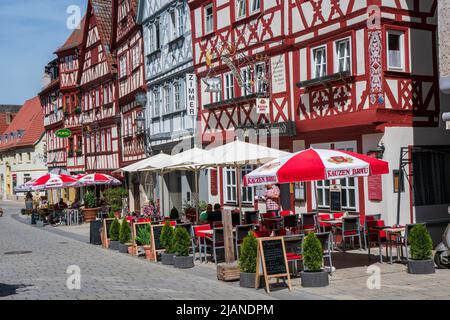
84,191,96,208
239,232,258,273
409,224,433,260
303,233,323,272
173,227,191,257
109,218,120,241
170,207,180,220
135,225,151,246
119,219,131,244
160,222,174,253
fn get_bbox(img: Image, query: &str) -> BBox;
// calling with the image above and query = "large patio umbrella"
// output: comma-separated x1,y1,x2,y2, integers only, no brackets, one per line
205,140,291,213
75,173,122,187
30,174,78,191
14,179,37,193
243,148,389,211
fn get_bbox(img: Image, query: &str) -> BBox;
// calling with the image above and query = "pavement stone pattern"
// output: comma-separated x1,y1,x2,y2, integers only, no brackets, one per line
1,201,449,300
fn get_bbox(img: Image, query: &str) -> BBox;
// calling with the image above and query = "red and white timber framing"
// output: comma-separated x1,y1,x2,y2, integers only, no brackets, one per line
189,0,439,215
78,0,121,174
112,0,147,167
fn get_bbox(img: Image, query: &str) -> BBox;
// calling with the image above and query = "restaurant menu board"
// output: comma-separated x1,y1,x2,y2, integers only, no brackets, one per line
329,185,342,212
103,218,114,248
255,237,292,294
151,224,164,251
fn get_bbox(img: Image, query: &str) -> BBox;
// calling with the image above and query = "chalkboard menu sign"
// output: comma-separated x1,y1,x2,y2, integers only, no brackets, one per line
330,185,342,212
255,237,292,294
151,224,164,251
103,218,114,248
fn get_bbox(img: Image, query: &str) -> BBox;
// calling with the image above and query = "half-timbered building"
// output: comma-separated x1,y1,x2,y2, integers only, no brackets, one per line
137,0,196,211
112,0,147,211
78,0,121,174
55,17,86,175
190,0,450,226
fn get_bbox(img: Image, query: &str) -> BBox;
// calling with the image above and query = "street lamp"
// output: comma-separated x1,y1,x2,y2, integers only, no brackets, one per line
135,92,151,156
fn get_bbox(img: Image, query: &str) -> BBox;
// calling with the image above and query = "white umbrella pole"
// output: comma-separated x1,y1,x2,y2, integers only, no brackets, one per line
160,172,164,218
195,169,199,222
313,181,319,212
236,164,242,215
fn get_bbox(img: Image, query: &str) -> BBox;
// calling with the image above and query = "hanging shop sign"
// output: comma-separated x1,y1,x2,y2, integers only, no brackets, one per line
186,74,198,116
203,77,222,93
256,98,270,114
236,121,297,137
55,129,72,139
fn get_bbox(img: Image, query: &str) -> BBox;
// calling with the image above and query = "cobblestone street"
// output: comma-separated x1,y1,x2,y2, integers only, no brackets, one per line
1,201,449,300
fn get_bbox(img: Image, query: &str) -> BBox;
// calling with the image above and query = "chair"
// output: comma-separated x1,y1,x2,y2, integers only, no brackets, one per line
235,224,254,259
244,210,259,225
232,211,241,227
333,212,345,219
280,210,293,217
283,235,303,276
367,219,387,262
283,214,299,233
397,223,426,260
316,232,334,275
318,213,332,232
204,227,225,264
335,216,362,252
300,213,319,233
192,224,211,262
253,230,271,238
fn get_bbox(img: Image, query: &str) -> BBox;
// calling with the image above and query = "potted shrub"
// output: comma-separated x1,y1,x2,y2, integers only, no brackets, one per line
407,224,435,274
108,218,121,250
135,225,153,260
160,222,175,265
239,232,263,288
118,219,131,253
82,191,99,222
104,187,127,218
170,207,180,221
301,233,329,287
173,227,194,269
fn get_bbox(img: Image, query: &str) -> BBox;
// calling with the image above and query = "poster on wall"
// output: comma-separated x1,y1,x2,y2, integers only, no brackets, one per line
367,152,383,201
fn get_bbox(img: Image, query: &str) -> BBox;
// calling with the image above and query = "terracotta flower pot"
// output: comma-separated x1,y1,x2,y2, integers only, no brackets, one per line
83,208,100,222
143,245,154,260
127,245,134,255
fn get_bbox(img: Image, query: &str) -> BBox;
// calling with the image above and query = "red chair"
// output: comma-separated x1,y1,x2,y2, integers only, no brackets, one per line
318,214,332,232
284,235,303,276
253,230,271,238
367,219,387,262
333,212,344,219
280,210,293,217
193,225,211,262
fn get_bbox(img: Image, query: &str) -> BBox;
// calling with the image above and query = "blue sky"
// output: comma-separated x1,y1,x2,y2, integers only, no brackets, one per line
0,0,87,105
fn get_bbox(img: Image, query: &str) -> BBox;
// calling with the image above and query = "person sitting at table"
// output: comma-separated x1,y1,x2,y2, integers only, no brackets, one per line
71,198,80,209
200,204,213,223
208,204,222,223
55,198,68,210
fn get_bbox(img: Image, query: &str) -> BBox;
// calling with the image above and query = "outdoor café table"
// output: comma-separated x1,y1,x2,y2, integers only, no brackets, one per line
196,228,237,262
322,219,343,250
369,226,405,264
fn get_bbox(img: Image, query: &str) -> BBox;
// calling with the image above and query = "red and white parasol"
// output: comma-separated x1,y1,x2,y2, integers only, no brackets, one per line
30,174,78,191
75,173,122,187
244,148,389,187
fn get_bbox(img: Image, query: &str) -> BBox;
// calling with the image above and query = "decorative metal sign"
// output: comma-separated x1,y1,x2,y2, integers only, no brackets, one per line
203,77,222,93
221,55,245,87
55,129,72,139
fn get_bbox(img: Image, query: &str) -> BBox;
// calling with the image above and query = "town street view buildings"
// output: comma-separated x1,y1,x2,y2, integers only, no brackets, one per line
4,0,449,230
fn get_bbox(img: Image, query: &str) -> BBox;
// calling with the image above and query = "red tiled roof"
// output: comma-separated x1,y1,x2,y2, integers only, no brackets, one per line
55,16,86,54
91,0,115,66
0,97,44,152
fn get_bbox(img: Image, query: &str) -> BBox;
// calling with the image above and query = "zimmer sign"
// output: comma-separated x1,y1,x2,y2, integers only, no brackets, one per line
186,74,198,116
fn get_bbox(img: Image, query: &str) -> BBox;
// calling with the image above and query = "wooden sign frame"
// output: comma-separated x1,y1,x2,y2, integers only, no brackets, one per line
102,218,115,248
150,224,166,262
255,237,292,294
132,222,151,257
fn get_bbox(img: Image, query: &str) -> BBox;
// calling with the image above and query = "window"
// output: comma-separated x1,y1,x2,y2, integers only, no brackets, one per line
335,38,351,73
149,22,160,52
131,45,140,69
237,0,246,19
316,180,330,208
174,81,181,111
255,63,267,94
169,10,177,41
212,78,222,103
251,0,261,12
27,152,31,163
205,4,214,34
312,46,327,78
119,54,127,78
224,73,234,100
241,67,252,96
387,30,404,70
24,174,32,184
241,166,254,204
225,167,237,203
153,89,160,117
178,6,185,36
164,86,171,114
